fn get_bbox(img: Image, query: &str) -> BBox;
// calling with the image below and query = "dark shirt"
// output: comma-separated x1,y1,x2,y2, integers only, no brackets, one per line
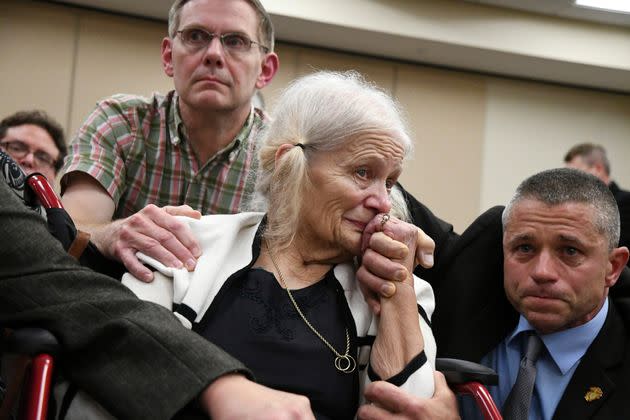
609,181,630,265
200,267,357,420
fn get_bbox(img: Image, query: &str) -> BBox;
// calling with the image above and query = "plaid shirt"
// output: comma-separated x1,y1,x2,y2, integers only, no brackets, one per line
61,91,264,219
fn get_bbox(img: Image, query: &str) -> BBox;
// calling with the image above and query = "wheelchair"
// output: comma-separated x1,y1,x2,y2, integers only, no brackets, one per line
0,163,501,420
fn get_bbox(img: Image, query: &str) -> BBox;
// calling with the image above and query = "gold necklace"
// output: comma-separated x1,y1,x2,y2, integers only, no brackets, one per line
264,239,356,374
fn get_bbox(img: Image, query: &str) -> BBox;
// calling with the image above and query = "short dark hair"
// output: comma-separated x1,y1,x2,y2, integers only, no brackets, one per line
0,110,67,173
564,143,610,176
168,0,275,51
503,168,620,250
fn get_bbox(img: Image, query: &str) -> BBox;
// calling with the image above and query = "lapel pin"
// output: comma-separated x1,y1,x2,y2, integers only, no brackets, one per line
584,386,603,402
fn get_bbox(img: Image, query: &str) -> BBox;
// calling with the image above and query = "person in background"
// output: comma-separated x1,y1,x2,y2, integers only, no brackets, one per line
60,0,279,281
0,110,67,183
565,142,630,262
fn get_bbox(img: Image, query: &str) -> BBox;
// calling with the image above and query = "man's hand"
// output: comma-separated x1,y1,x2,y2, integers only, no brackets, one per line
358,372,460,420
200,374,315,420
357,213,435,314
62,173,203,281
94,204,202,281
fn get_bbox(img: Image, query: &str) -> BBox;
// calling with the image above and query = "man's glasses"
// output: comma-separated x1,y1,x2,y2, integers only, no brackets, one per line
176,28,269,54
0,140,56,169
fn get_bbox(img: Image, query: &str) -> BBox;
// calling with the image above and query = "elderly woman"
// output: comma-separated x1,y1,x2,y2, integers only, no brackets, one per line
124,71,436,418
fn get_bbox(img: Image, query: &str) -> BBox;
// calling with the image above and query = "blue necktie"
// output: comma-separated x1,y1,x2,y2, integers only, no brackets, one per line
503,333,544,420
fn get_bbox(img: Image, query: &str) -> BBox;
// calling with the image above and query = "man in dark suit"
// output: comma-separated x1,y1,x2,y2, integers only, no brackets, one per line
565,143,630,264
361,169,630,419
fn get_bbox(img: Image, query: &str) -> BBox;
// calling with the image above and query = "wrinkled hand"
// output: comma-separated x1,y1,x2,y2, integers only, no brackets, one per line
357,372,460,420
200,374,315,420
98,204,202,281
357,213,435,314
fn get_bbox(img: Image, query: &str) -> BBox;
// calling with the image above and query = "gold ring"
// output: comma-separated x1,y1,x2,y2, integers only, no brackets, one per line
380,213,390,227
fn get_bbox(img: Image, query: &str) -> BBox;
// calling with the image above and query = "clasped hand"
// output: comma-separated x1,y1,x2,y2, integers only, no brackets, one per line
357,213,435,314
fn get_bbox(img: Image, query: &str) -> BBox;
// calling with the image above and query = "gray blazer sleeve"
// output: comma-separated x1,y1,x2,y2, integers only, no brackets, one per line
0,177,252,420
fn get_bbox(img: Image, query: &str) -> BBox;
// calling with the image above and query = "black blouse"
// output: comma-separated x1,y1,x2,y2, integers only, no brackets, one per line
200,267,358,419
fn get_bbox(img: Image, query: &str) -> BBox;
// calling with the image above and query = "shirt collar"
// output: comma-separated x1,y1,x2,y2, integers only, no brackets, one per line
219,105,257,162
170,94,257,163
161,90,181,147
507,298,609,374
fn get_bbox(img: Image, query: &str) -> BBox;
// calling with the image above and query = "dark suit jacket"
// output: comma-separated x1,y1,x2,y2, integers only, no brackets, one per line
610,181,630,264
0,151,251,420
419,205,630,419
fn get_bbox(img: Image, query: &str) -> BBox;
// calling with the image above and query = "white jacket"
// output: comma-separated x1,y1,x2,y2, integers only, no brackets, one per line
123,212,437,399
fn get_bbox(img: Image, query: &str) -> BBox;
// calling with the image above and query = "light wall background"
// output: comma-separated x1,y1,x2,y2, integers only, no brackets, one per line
2,0,629,233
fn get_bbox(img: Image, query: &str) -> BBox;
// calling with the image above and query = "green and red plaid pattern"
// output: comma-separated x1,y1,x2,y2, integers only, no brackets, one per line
61,91,264,218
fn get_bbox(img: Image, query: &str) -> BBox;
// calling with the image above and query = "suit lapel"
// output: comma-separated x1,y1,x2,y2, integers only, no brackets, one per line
433,206,518,361
552,304,624,419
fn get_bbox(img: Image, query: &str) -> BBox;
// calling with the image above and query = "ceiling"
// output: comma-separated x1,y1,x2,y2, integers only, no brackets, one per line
465,0,630,27
51,0,630,27
48,0,630,93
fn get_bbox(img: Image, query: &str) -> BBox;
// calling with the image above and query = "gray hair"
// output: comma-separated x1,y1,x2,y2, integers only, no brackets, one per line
167,0,275,51
502,168,620,250
564,143,610,175
250,70,413,248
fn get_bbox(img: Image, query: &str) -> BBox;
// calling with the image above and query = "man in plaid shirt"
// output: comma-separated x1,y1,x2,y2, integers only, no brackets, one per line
60,0,279,281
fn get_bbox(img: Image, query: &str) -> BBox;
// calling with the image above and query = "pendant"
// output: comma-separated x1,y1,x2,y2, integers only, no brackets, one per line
334,354,357,373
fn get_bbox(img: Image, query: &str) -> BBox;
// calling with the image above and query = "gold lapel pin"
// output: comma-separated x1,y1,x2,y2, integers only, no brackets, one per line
584,387,603,402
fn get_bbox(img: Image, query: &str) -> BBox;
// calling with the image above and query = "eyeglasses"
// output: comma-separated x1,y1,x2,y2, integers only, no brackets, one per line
0,140,56,169
176,28,269,54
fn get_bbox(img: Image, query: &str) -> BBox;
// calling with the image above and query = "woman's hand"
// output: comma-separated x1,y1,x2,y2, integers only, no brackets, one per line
357,214,435,314
359,214,428,378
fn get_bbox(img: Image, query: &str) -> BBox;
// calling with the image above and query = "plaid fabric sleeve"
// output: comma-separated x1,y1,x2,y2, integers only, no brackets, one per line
61,97,135,206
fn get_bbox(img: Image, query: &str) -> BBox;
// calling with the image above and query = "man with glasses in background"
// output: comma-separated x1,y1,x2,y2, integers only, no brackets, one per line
0,110,67,183
60,0,279,282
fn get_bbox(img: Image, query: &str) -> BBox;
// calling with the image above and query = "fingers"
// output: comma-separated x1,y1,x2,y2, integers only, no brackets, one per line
357,403,405,420
415,229,435,269
358,231,412,301
359,213,436,301
356,263,392,308
433,371,450,395
163,204,202,219
429,372,461,420
362,381,412,414
109,205,202,279
118,247,154,282
360,378,460,420
366,232,410,263
362,246,408,283
202,374,316,420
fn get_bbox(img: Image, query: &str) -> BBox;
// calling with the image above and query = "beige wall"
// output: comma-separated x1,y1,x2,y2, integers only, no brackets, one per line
481,79,630,211
2,0,629,232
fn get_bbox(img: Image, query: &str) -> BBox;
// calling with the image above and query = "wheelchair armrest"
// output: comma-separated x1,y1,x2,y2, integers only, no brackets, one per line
435,358,498,386
5,328,61,357
436,358,502,420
